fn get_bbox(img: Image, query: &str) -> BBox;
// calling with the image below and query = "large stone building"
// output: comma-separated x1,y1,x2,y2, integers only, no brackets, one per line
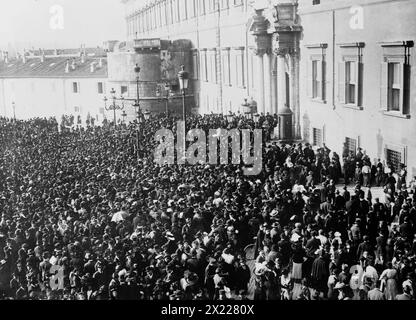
124,0,416,176
299,0,416,177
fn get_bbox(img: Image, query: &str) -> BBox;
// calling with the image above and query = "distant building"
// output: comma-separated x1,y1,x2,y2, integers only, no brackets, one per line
0,47,109,123
106,38,195,123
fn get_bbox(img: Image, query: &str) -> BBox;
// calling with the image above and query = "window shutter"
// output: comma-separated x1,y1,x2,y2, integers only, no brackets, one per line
338,62,346,104
403,63,411,115
357,62,363,107
321,60,326,101
380,61,388,111
399,63,404,113
307,60,313,97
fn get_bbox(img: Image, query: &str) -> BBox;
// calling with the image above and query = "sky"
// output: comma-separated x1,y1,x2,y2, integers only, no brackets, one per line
0,0,126,52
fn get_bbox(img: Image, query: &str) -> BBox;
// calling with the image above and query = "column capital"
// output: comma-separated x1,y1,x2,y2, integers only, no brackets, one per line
273,47,289,57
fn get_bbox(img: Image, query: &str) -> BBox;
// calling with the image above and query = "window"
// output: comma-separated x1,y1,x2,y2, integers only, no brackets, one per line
98,82,104,94
187,0,196,18
234,49,245,88
74,106,80,113
380,41,412,117
200,50,207,82
207,50,217,83
199,0,206,15
346,61,356,104
312,128,323,147
161,2,167,25
307,44,327,102
386,149,402,173
180,0,187,20
73,82,79,93
221,0,229,10
339,58,363,107
192,51,199,80
384,143,406,173
222,49,230,85
338,43,364,108
345,137,357,157
312,60,322,99
313,0,320,4
121,86,128,95
388,62,401,111
207,0,216,12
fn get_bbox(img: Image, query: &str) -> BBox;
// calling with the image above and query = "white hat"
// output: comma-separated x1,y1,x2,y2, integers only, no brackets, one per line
291,233,301,242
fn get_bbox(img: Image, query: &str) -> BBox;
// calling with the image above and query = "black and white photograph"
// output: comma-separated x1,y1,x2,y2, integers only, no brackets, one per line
0,0,415,308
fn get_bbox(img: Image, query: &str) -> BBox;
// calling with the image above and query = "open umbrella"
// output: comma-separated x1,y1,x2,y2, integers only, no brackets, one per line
111,211,129,223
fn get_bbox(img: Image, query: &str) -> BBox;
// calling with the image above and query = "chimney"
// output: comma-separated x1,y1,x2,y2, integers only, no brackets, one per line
90,62,96,73
40,49,45,63
98,58,103,68
22,52,27,64
54,48,58,56
65,60,70,73
4,52,9,64
71,58,76,70
81,52,85,64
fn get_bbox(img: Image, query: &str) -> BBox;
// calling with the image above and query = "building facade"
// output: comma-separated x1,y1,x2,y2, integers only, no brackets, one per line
299,0,416,176
0,48,109,124
124,0,416,176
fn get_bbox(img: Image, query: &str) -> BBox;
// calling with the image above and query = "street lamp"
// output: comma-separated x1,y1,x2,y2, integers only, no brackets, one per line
254,113,260,124
134,64,141,114
164,83,171,115
103,88,125,127
249,97,257,120
226,111,234,123
144,110,151,121
241,98,251,119
121,110,127,123
11,101,16,120
177,65,189,124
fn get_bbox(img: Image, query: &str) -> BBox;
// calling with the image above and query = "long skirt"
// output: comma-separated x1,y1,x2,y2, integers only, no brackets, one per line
292,262,303,280
385,278,398,300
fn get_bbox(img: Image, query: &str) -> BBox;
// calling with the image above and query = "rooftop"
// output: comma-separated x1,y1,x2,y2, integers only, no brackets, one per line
0,56,108,79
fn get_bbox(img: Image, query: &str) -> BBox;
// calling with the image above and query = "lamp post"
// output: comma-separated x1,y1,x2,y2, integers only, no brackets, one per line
12,101,15,120
178,65,189,163
249,97,257,120
226,111,234,124
121,110,127,123
241,98,251,119
177,65,189,124
164,83,170,115
254,113,260,126
103,88,125,127
134,64,141,113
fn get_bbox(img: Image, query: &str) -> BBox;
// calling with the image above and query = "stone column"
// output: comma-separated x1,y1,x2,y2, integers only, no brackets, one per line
275,48,293,141
271,56,278,115
255,49,265,114
290,50,301,139
263,52,272,115
276,51,287,113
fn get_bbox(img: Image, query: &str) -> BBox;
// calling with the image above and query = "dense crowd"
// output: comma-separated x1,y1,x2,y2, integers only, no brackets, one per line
0,113,415,300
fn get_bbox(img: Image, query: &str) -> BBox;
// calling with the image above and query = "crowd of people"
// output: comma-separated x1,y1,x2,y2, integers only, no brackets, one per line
0,113,415,300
